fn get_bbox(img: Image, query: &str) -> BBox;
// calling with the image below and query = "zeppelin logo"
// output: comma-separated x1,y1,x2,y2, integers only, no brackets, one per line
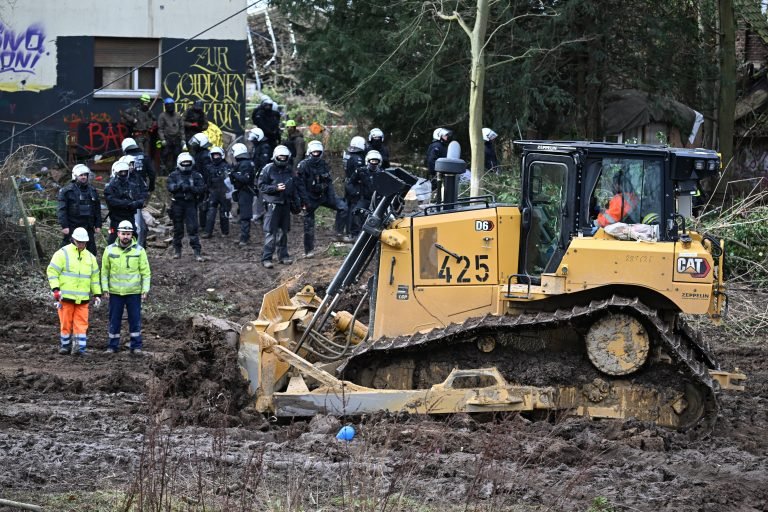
676,257,710,278
475,220,494,231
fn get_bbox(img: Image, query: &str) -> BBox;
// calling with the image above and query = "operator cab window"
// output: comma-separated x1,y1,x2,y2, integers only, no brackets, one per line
587,158,662,229
525,161,567,275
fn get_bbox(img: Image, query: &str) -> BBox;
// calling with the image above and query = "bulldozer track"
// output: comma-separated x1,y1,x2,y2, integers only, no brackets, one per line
341,295,719,431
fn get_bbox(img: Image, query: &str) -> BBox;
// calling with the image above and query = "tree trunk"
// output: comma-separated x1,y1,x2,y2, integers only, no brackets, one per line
469,0,490,197
718,0,735,171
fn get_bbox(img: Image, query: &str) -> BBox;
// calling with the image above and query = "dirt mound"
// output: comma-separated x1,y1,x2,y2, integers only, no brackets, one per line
150,331,252,427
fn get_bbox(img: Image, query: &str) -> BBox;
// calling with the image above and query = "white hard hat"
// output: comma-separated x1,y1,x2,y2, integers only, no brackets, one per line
72,164,90,181
121,137,138,153
349,136,366,152
111,160,130,177
210,146,225,158
272,145,291,161
247,127,265,142
230,143,249,159
368,128,384,141
307,140,324,155
117,220,134,232
482,128,498,142
72,227,89,242
176,152,195,168
365,150,382,165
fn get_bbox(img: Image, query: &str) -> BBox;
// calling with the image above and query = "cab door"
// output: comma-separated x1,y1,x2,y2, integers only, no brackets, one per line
519,153,575,280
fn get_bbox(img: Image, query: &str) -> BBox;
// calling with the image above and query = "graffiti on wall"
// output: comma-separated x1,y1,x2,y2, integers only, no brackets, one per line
163,46,244,131
0,21,53,92
74,122,130,154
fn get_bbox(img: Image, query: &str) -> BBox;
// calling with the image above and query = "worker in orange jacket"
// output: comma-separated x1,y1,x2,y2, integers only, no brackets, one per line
596,175,638,227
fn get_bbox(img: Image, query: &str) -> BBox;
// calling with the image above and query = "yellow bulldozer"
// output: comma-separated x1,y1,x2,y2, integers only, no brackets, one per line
239,141,745,430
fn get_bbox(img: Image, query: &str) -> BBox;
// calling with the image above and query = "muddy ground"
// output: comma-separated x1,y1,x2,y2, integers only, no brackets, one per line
0,211,766,511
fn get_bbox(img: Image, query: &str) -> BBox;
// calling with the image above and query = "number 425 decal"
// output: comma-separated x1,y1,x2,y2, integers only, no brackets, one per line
438,255,490,283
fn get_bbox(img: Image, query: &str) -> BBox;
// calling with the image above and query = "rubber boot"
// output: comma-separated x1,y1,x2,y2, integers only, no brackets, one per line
194,249,203,262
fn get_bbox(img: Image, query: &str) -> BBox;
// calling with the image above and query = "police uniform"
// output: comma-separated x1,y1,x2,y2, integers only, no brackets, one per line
167,166,206,255
297,156,348,254
57,179,102,256
230,157,257,245
258,162,300,263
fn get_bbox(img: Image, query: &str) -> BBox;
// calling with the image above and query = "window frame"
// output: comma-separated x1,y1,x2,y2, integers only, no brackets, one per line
93,38,161,99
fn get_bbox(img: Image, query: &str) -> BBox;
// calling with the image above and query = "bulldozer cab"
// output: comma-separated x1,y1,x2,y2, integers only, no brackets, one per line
518,142,719,282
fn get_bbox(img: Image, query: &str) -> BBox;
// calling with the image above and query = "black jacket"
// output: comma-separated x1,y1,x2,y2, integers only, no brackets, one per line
425,140,448,175
57,181,102,229
105,176,146,217
297,157,335,205
167,169,206,203
484,141,498,171
205,160,231,196
258,162,300,206
229,158,256,194
252,141,272,174
343,151,365,179
183,108,209,139
347,164,378,202
125,149,156,192
252,106,281,146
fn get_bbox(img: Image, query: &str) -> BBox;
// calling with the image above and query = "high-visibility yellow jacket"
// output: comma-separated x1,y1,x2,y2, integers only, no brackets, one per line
101,238,151,296
47,244,101,304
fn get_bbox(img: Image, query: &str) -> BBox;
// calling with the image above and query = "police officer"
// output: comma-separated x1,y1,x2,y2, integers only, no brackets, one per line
104,159,147,245
284,120,305,172
251,96,281,150
167,152,205,261
248,127,272,223
229,143,257,247
120,94,155,154
366,128,390,169
297,140,349,258
183,99,209,142
202,146,232,238
157,98,183,175
425,127,452,203
121,137,156,195
482,128,499,172
188,132,212,228
57,164,102,256
343,136,367,235
348,150,382,238
258,145,300,268
425,127,451,178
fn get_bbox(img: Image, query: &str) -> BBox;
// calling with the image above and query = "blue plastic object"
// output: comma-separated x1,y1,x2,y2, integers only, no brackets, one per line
336,425,355,441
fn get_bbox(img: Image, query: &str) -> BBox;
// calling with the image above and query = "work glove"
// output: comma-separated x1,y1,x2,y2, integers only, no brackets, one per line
52,290,61,301
92,297,102,309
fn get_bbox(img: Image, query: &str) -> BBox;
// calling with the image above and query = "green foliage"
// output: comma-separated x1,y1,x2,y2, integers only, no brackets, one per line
276,0,716,155
698,205,768,285
459,167,521,204
586,496,615,512
24,197,57,221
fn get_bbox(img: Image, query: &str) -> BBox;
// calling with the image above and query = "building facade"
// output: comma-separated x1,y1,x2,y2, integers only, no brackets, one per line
0,0,248,164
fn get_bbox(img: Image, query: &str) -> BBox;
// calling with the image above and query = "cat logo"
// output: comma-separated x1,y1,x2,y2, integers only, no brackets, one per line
676,256,710,278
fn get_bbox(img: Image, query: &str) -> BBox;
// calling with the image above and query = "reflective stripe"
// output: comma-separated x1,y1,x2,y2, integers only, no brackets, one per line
60,335,71,342
603,212,616,224
60,289,91,297
61,272,91,278
108,333,121,338
130,331,141,337
49,263,62,272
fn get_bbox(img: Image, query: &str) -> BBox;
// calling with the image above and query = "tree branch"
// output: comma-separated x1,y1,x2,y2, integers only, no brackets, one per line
433,1,472,38
486,36,594,70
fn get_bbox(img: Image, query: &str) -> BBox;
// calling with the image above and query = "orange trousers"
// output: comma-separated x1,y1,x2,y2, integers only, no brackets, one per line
57,301,90,349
